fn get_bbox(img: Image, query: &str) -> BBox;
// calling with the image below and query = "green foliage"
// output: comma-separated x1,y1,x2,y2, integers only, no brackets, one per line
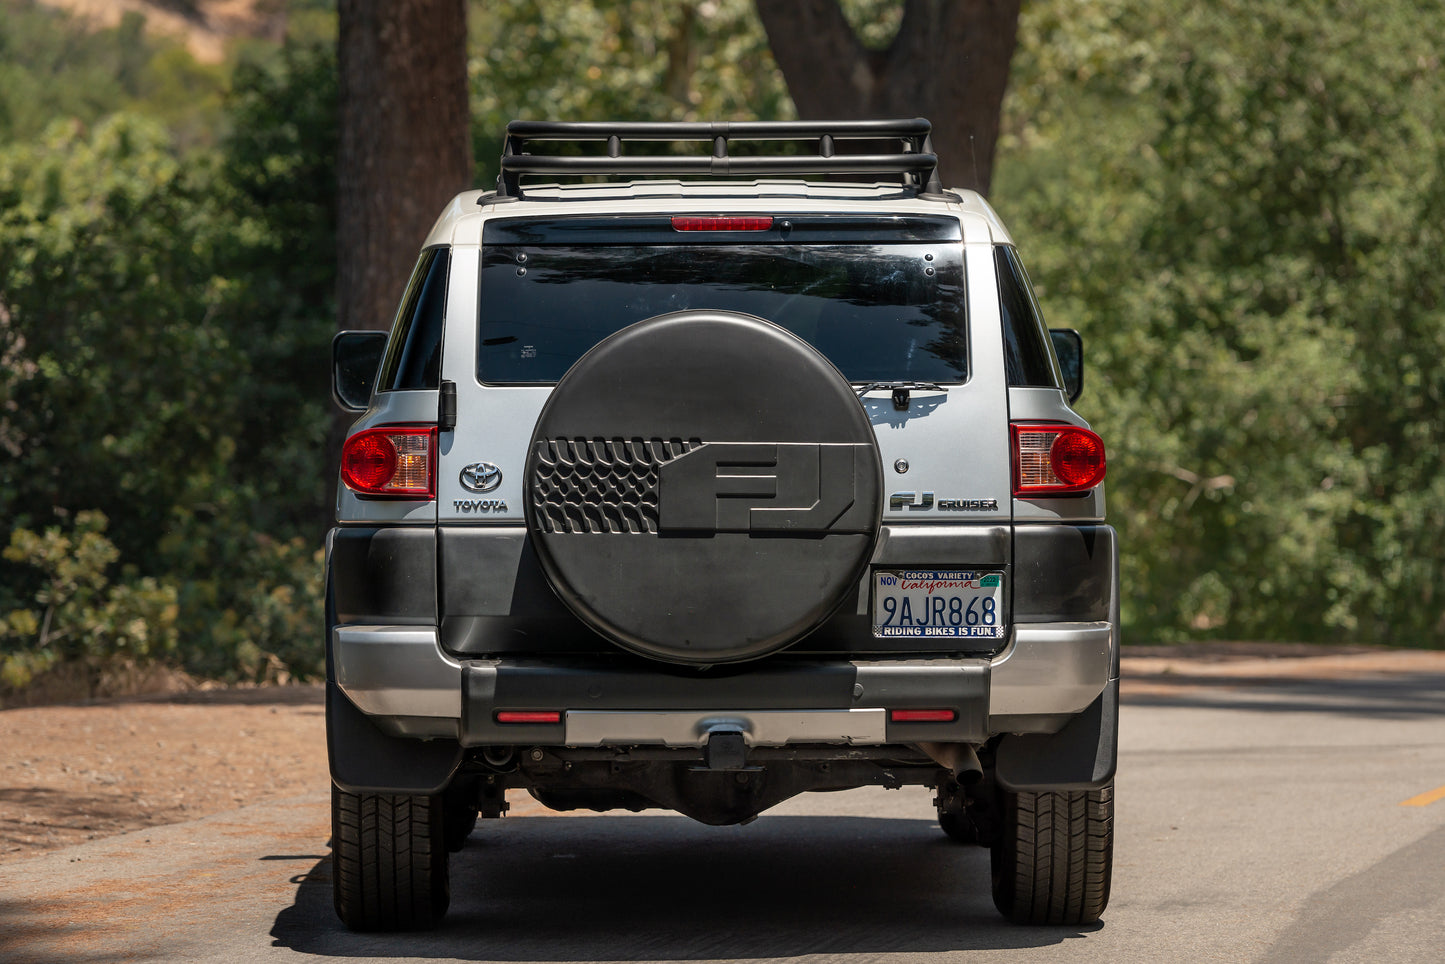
214,37,339,541
3,0,1443,698
0,1,227,146
0,113,241,569
996,0,1445,644
838,0,905,50
0,21,337,690
162,522,326,683
469,0,794,186
1,511,179,690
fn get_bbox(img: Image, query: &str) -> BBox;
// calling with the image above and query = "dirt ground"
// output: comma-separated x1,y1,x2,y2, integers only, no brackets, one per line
0,686,327,860
4,643,1444,862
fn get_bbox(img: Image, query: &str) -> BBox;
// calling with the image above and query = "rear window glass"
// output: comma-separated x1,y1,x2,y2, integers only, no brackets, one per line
378,246,449,391
477,225,967,385
995,245,1059,389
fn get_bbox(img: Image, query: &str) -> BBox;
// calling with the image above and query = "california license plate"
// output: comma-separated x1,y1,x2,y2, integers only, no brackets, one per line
872,570,1006,639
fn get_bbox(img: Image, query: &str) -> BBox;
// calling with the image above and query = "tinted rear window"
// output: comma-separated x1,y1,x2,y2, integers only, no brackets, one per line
995,245,1059,389
477,218,967,385
378,246,449,391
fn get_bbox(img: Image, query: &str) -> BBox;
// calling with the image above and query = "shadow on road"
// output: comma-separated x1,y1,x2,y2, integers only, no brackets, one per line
0,787,158,853
1123,671,1445,719
0,898,135,964
270,815,1101,960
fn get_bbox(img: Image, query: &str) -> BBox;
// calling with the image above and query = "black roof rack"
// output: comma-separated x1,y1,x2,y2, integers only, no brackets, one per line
495,118,942,199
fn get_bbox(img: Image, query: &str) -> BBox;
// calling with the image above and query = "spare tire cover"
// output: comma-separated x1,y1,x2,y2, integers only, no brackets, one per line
525,310,883,664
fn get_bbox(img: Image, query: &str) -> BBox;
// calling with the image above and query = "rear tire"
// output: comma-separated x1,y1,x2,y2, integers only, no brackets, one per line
938,808,981,845
990,784,1113,925
444,800,479,853
332,786,450,931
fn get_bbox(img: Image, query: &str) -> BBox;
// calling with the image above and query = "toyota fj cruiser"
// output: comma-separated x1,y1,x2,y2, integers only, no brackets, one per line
328,119,1118,931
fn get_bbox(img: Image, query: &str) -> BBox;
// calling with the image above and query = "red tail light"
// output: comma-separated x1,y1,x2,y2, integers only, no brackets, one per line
890,709,958,723
1012,423,1106,496
496,711,562,724
672,216,773,232
340,425,437,498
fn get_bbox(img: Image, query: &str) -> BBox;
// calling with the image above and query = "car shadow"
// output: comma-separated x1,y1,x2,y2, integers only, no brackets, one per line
270,814,1102,960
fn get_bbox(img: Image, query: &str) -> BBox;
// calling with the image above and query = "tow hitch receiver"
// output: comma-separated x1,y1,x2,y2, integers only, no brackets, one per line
704,726,749,770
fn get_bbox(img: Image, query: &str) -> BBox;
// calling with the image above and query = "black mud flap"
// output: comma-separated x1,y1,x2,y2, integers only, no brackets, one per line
327,683,463,795
993,678,1118,792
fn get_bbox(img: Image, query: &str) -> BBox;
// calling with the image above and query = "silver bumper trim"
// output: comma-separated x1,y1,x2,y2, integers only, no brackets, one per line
332,626,462,718
333,620,1116,729
989,621,1115,717
564,709,888,747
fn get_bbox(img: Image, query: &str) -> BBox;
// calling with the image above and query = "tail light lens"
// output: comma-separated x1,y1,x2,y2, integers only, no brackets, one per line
340,425,437,498
890,709,958,723
672,216,773,232
495,711,562,724
1012,423,1106,496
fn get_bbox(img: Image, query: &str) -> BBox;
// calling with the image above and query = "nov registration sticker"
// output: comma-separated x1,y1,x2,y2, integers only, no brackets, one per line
872,570,1006,639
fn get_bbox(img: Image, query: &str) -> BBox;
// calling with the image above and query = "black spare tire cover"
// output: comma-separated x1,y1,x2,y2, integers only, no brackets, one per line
526,310,883,664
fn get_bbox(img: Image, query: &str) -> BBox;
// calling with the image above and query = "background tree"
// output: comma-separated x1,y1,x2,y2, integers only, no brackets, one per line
0,12,341,695
333,0,472,521
468,0,793,187
756,0,1021,194
336,0,472,335
996,0,1445,643
5,0,1445,703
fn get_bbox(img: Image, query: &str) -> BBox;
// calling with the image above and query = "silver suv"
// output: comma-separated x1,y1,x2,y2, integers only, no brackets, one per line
328,119,1118,931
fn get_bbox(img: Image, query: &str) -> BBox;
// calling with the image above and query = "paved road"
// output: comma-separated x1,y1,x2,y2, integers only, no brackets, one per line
3,663,1444,963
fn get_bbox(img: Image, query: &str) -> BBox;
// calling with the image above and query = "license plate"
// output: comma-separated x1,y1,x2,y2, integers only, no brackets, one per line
872,570,1006,639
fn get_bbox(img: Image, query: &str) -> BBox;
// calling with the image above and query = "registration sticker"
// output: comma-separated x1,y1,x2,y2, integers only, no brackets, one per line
872,570,1006,639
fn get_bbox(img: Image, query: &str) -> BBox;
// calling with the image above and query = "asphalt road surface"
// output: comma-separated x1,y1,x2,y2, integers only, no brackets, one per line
3,661,1444,964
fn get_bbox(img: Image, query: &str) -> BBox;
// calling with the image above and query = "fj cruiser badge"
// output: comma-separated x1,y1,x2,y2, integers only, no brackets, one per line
460,462,503,493
890,492,999,511
939,498,999,511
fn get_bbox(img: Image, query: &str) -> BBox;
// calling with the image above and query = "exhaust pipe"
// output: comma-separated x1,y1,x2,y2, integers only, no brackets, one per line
481,745,517,770
917,742,984,784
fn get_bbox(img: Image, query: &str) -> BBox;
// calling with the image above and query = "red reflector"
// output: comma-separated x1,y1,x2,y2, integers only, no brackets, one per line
340,425,437,498
890,709,957,723
496,711,562,724
341,433,397,491
1011,423,1107,496
672,216,774,232
1052,430,1106,487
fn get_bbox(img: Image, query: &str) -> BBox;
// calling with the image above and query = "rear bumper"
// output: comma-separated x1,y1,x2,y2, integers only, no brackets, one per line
328,522,1118,658
331,618,1115,744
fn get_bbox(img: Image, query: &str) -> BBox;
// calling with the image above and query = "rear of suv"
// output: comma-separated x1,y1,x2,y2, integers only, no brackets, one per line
328,119,1118,931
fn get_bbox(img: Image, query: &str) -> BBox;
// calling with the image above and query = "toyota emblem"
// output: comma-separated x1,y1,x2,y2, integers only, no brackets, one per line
459,462,503,493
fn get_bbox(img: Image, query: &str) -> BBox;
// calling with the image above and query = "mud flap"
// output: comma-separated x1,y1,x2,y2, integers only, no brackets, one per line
993,677,1118,791
327,683,463,795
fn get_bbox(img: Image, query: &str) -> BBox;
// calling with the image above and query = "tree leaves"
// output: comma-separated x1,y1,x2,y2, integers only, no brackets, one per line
997,0,1445,643
0,30,335,687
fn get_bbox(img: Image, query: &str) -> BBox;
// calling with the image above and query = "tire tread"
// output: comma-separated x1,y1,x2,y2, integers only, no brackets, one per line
332,786,449,931
992,784,1112,925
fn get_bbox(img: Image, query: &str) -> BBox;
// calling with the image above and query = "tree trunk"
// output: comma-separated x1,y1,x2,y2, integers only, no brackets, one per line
337,0,472,334
755,0,1020,196
331,0,471,528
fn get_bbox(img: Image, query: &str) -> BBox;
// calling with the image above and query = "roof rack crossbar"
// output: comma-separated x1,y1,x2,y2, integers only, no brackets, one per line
496,118,942,198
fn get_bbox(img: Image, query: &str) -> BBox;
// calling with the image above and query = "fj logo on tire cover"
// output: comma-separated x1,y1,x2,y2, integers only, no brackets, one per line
657,442,871,534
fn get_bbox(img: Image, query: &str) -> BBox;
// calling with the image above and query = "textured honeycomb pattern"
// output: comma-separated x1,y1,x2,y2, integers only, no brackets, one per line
531,437,700,534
